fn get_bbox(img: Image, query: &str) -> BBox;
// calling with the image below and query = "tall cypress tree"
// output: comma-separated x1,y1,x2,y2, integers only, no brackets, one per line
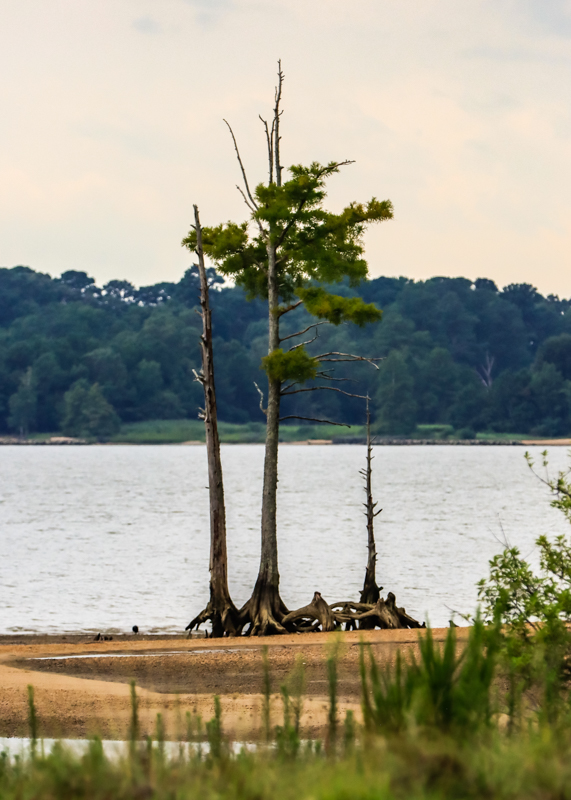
183,65,393,635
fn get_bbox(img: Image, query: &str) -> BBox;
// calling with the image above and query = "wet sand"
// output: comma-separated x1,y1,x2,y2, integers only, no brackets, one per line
0,628,466,740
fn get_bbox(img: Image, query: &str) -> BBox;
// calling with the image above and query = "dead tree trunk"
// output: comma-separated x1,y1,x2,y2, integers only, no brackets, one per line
185,205,240,638
360,397,381,608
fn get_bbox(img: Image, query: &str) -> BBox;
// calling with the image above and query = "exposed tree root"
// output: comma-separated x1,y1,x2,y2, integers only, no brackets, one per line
282,591,336,632
238,577,290,636
284,591,424,633
188,588,423,636
185,591,241,638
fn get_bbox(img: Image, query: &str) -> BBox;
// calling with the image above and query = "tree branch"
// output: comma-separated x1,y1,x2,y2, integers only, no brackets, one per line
314,352,383,369
236,185,257,214
223,119,259,210
254,381,267,416
260,115,274,185
274,60,284,186
279,415,350,427
315,372,358,383
281,386,368,399
277,299,303,317
280,321,329,343
288,329,319,351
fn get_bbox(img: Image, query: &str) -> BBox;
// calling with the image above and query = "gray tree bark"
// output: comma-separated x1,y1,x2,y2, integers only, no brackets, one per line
360,398,381,608
239,64,290,635
185,205,239,637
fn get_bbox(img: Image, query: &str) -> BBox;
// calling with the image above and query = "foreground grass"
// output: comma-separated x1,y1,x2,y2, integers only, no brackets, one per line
6,622,571,799
4,732,571,800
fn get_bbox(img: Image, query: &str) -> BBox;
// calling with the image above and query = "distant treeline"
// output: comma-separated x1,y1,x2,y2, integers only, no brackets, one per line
2,265,571,437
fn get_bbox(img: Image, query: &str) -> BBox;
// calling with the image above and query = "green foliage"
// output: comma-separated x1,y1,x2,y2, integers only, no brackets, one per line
374,351,417,435
8,367,37,435
360,616,499,735
184,160,387,401
262,646,271,743
12,617,571,800
205,696,225,761
261,348,318,383
478,450,571,724
27,685,37,757
192,163,392,301
3,264,571,436
296,287,382,326
479,451,571,632
62,380,121,441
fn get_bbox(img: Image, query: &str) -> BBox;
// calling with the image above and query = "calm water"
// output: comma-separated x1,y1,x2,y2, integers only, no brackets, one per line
1,444,570,634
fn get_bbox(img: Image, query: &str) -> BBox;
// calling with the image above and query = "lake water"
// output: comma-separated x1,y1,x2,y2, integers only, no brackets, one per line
1,444,570,634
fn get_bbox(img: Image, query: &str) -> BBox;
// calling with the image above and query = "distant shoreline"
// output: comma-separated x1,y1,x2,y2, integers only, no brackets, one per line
1,435,569,447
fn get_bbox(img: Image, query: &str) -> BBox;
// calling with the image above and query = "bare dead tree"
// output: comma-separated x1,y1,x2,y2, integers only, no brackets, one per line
282,397,424,633
476,352,495,388
360,396,382,608
185,205,240,638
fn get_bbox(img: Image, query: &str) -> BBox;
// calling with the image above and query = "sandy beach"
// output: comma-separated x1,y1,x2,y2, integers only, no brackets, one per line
0,628,466,740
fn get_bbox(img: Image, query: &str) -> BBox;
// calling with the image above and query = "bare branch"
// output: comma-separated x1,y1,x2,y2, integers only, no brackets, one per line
260,115,274,184
223,119,258,209
236,185,257,213
314,351,383,369
288,329,319,351
274,60,284,186
280,321,329,343
279,415,351,427
277,299,303,317
254,381,267,416
281,386,368,400
315,373,358,383
192,368,205,385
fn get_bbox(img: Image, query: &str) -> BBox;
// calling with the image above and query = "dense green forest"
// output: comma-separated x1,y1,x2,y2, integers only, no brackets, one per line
2,264,571,438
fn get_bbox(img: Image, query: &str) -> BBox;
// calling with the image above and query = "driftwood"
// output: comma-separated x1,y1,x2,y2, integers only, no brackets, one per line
283,591,424,633
282,591,336,632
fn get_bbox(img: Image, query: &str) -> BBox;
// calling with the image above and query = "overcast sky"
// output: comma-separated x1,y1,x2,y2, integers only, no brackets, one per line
2,1,571,295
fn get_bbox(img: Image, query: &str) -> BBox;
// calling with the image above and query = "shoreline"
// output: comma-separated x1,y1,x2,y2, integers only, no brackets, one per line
0,629,466,740
1,437,568,446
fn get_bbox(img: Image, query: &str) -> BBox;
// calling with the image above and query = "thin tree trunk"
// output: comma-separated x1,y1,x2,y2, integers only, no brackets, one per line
241,241,289,635
239,64,290,635
185,205,239,638
360,397,381,607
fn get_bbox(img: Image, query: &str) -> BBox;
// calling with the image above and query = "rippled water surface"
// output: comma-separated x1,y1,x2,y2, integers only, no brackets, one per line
1,444,569,633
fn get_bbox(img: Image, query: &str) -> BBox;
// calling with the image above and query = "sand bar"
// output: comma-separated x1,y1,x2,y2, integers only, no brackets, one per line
0,628,467,740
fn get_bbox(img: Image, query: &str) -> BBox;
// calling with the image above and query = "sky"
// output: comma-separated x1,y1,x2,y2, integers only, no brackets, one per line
2,0,571,295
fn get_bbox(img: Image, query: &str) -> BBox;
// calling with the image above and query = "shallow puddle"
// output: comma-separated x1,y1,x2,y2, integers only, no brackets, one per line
27,648,256,662
0,737,256,759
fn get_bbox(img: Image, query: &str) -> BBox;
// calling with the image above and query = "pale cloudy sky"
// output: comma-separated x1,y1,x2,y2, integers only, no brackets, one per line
2,1,571,294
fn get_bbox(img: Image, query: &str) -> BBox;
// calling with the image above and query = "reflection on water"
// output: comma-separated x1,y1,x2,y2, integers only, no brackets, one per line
1,444,569,632
0,738,247,758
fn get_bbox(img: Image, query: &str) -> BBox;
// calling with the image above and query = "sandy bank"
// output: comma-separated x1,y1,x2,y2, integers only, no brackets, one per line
0,628,466,740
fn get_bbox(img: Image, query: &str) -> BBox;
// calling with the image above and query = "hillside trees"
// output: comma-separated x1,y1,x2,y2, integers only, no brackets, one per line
2,264,571,437
183,64,392,634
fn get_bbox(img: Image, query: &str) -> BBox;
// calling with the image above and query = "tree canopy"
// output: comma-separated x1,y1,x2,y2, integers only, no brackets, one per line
1,266,571,437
